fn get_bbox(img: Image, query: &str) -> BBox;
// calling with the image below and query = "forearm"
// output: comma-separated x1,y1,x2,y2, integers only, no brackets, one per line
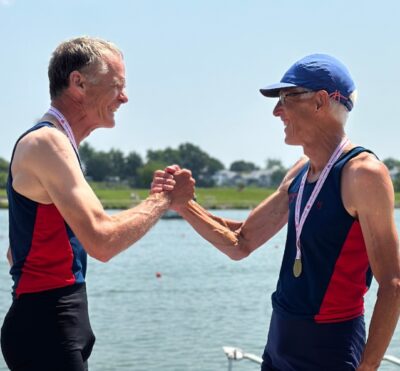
359,281,400,370
88,193,171,261
240,190,288,250
178,200,247,260
178,189,288,260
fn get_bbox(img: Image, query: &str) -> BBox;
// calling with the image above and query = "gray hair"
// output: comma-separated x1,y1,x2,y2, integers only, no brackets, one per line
48,36,123,99
328,89,358,124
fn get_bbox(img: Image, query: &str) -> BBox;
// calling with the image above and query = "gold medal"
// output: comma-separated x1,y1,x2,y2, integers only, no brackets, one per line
293,258,302,278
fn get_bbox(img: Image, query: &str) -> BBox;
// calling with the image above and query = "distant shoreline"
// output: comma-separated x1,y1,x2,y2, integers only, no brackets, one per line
0,187,275,210
1,187,400,210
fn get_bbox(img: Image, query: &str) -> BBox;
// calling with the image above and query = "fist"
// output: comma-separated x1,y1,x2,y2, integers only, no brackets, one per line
169,169,196,211
150,170,176,194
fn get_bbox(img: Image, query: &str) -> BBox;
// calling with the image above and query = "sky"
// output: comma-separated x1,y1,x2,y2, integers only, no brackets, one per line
0,0,399,169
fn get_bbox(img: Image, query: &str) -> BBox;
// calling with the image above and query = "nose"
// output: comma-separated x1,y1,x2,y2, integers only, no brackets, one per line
273,101,282,117
119,89,128,104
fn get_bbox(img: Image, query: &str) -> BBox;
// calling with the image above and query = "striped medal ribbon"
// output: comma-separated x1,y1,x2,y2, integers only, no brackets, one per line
293,137,349,278
47,106,79,157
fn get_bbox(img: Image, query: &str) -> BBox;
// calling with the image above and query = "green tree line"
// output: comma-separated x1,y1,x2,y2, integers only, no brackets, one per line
1,145,400,190
79,142,226,187
0,142,285,189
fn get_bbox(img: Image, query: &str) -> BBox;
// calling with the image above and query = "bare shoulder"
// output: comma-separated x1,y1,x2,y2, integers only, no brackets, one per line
12,126,81,203
15,126,74,162
343,151,390,184
342,151,393,216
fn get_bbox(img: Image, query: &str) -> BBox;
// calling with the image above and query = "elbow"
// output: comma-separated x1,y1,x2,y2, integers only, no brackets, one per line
79,217,116,263
92,251,112,263
393,277,400,297
81,232,113,263
228,244,251,261
378,277,400,299
229,253,247,261
390,277,400,293
85,244,113,263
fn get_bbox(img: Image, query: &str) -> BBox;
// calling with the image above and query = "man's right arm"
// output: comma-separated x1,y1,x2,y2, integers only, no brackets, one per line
175,190,290,260
12,128,194,262
159,157,306,260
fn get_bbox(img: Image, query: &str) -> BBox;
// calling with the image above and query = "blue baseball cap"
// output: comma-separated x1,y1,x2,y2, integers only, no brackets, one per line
260,54,356,111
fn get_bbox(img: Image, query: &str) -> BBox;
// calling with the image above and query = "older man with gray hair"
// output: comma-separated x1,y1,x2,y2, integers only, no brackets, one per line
1,36,195,371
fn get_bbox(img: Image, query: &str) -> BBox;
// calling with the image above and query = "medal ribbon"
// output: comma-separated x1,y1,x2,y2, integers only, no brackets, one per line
47,106,79,156
294,137,349,262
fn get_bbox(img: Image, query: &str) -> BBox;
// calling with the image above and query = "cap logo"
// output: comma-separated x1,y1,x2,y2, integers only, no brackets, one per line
329,90,349,102
328,90,353,111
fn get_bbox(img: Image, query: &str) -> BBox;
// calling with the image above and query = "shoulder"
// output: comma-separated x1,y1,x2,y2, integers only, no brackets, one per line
17,125,69,152
342,150,393,216
343,151,390,185
13,125,80,186
15,125,77,166
11,126,81,203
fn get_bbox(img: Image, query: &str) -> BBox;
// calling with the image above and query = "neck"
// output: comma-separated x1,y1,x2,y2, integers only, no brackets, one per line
303,132,349,179
49,97,93,146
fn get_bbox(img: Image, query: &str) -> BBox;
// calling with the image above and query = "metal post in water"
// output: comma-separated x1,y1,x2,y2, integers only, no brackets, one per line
383,354,400,366
227,358,233,371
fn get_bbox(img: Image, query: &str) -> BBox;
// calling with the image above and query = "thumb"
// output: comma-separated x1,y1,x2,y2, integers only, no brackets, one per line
165,164,181,174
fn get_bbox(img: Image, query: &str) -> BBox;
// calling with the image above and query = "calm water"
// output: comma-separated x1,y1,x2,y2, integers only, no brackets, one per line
0,209,399,371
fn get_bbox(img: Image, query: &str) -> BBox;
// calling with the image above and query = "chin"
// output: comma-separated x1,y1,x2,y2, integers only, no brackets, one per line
105,121,116,128
284,137,300,146
100,118,116,128
284,136,293,145
99,111,116,127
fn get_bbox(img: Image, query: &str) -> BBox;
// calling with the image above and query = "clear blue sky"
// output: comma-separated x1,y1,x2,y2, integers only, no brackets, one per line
1,0,399,168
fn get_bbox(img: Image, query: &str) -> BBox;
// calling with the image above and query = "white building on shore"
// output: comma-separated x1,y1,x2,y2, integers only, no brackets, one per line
212,166,281,188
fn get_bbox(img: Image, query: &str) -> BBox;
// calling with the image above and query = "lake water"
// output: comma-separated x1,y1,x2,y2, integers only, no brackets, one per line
0,209,399,371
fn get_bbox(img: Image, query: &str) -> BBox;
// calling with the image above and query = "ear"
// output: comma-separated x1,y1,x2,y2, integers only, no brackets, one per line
68,70,86,95
315,90,329,111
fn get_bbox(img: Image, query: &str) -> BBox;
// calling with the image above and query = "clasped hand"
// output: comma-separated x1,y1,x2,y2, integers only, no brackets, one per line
151,165,195,211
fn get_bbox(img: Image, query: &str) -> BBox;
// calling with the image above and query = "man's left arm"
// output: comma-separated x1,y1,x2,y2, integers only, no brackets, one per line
345,155,400,371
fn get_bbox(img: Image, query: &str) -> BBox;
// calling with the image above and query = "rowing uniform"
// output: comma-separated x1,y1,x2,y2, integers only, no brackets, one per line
1,122,95,371
262,147,373,371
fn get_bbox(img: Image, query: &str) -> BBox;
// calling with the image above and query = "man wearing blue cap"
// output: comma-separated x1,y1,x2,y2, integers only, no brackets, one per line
153,53,400,370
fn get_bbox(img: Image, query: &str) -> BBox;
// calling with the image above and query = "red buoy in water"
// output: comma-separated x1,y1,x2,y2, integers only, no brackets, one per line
156,272,162,278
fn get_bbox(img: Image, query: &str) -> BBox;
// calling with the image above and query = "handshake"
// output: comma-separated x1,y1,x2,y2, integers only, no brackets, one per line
150,165,196,212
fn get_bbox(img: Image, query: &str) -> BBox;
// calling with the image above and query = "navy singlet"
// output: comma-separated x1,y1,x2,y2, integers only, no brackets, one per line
1,122,95,371
262,147,373,371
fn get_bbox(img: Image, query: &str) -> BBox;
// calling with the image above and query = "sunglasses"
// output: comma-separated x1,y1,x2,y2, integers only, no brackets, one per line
278,90,314,105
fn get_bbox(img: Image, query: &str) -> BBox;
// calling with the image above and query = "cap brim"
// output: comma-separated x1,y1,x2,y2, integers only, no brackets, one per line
259,82,298,97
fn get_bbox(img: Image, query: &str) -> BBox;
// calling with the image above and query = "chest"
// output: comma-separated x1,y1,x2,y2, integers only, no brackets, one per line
288,175,356,250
